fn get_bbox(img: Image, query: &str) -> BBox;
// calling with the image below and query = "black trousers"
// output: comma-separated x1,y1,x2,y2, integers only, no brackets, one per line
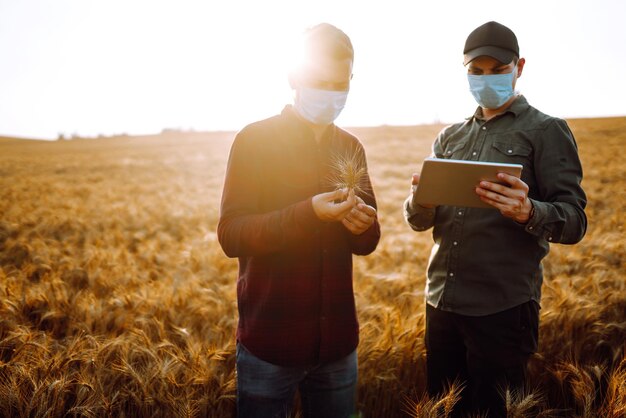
425,301,539,418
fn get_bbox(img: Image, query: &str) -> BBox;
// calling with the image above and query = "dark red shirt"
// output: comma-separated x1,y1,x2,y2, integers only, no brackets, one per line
217,106,380,367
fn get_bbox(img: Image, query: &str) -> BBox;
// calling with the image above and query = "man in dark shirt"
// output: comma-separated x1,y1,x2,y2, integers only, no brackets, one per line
218,23,380,418
404,21,587,417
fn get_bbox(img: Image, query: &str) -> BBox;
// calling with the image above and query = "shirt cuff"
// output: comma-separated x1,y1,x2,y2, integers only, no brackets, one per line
523,199,554,242
294,198,323,230
404,196,435,231
405,195,432,216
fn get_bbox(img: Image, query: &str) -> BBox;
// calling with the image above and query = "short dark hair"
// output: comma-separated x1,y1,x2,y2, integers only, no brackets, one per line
288,23,354,87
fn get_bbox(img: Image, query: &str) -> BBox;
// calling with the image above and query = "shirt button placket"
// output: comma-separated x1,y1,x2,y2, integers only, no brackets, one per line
446,209,464,304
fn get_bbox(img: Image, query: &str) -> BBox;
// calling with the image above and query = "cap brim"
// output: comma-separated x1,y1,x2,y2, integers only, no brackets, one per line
463,46,516,65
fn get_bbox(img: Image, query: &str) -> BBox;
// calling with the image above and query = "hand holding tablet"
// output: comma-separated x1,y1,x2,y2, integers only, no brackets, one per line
412,158,523,209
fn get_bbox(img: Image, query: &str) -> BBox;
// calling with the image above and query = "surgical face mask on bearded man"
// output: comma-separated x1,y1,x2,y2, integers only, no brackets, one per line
294,87,349,125
467,65,517,109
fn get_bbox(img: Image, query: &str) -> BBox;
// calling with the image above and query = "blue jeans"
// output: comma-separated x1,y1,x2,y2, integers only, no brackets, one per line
236,343,358,418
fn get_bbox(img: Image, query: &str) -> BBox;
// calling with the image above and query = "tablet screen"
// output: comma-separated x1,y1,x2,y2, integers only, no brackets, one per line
413,158,523,208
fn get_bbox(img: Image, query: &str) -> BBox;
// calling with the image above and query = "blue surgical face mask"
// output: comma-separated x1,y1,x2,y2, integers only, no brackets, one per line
294,87,349,125
467,65,517,109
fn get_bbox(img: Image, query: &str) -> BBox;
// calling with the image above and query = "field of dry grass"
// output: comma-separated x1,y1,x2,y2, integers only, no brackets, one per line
0,117,624,417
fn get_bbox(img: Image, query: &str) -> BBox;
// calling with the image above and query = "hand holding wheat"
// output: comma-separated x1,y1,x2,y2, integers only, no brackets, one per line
312,188,356,222
325,150,376,233
342,195,377,235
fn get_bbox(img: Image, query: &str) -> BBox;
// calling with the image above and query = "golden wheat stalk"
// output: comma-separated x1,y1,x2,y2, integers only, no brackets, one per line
402,380,464,418
503,386,545,418
326,150,371,197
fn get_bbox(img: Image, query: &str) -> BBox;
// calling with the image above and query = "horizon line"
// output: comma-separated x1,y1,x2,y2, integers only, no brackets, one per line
2,114,625,142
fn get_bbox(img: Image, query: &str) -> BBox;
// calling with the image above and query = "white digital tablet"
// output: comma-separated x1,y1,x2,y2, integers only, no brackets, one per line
413,158,523,209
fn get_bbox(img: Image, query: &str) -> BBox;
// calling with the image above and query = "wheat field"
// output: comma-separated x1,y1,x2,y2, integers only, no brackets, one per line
0,117,624,417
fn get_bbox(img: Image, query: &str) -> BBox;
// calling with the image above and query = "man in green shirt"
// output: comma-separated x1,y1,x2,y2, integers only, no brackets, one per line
404,21,587,417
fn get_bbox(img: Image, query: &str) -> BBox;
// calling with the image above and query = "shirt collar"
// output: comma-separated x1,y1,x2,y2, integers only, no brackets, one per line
281,105,336,144
281,104,303,125
471,94,530,121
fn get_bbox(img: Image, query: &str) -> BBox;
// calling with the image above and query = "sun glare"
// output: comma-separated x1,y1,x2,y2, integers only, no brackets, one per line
0,1,624,139
221,23,304,129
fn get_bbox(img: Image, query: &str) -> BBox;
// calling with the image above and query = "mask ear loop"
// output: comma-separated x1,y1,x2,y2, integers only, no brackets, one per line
512,64,521,96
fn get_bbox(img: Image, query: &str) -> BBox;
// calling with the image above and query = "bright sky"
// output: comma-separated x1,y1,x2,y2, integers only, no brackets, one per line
1,0,625,139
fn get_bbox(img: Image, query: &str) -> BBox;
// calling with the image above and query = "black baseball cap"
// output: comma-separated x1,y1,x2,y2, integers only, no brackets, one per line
463,21,519,65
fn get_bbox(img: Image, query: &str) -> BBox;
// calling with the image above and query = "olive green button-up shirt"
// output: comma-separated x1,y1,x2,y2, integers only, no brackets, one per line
404,96,587,316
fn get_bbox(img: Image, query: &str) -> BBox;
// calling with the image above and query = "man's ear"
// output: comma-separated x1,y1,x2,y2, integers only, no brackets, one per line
517,57,526,78
288,71,298,89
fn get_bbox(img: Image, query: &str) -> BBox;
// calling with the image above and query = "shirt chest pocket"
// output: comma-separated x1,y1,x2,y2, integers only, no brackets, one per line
491,141,533,165
491,141,535,186
442,142,467,159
